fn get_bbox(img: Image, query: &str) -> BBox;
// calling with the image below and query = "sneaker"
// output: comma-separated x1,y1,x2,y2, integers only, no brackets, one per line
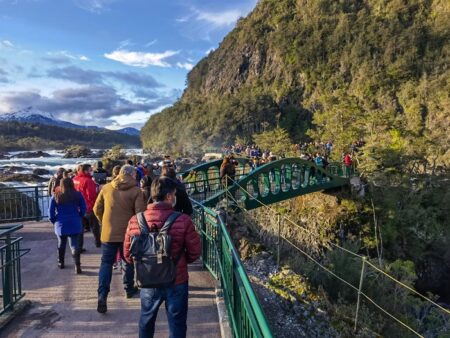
126,287,139,299
97,299,107,314
80,248,87,253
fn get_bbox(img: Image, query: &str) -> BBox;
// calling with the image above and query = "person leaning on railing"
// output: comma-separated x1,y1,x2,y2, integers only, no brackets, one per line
49,177,86,274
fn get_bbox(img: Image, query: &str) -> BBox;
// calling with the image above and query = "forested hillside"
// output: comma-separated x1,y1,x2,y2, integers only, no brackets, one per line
0,121,141,151
142,0,448,163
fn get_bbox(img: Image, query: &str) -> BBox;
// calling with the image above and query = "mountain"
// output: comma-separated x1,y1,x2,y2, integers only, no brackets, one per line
0,106,104,130
0,108,141,151
115,127,141,136
0,107,85,129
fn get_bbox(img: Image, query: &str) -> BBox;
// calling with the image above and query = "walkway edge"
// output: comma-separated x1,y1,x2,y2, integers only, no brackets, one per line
216,283,232,338
0,299,32,332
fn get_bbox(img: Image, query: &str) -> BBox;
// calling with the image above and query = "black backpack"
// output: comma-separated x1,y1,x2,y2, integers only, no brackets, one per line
130,211,182,288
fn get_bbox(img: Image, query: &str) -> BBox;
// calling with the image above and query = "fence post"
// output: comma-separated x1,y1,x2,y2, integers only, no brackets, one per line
354,257,367,332
225,175,229,213
34,186,40,221
3,234,14,312
276,213,281,269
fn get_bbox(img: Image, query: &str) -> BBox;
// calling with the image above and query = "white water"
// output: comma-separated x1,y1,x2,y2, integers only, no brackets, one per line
0,148,143,187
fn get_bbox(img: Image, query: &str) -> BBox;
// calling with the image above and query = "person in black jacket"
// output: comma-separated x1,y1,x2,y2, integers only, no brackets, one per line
160,165,193,215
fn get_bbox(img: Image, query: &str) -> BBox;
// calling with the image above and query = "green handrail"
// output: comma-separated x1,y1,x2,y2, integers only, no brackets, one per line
191,200,273,337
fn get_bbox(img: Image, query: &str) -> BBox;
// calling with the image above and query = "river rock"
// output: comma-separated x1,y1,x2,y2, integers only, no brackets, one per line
0,173,48,183
33,168,51,176
0,152,10,159
5,166,29,173
63,145,92,158
14,151,51,158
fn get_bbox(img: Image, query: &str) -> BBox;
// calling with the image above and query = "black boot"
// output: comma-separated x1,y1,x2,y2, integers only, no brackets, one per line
72,251,82,274
57,247,65,269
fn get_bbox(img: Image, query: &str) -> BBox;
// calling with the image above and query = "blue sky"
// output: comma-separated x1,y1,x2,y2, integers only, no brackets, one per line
0,0,257,129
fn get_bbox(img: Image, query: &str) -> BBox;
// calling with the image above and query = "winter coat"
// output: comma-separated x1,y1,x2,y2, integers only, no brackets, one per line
344,154,352,167
49,192,86,236
174,180,193,215
93,168,108,185
47,176,61,196
123,202,201,285
93,174,146,243
220,163,236,187
73,173,97,213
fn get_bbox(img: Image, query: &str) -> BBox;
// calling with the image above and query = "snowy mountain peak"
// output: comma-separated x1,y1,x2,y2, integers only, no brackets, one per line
0,106,57,121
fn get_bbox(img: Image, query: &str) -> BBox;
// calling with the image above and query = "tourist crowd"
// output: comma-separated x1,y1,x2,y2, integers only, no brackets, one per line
47,155,199,338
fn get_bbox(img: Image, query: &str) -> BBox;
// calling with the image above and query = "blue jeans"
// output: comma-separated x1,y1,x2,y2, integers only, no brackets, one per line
57,234,79,254
139,282,188,338
97,242,134,300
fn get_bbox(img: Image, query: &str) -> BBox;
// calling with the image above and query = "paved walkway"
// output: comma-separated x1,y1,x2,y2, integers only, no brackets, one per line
2,222,220,337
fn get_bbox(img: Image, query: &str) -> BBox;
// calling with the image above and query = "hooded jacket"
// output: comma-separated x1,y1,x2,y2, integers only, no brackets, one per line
124,202,201,285
94,174,146,242
73,172,97,212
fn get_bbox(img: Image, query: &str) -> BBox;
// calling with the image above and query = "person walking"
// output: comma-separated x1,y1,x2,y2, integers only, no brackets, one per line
94,165,146,313
73,164,99,249
220,156,236,188
47,167,65,196
124,177,201,338
49,178,86,274
160,166,193,215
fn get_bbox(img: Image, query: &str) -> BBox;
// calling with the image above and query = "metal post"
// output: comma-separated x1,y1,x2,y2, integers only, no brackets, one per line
354,257,367,332
276,213,281,269
225,175,229,213
3,234,13,311
34,186,40,221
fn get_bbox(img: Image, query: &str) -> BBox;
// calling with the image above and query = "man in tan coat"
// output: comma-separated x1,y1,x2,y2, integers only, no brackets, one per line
94,165,146,313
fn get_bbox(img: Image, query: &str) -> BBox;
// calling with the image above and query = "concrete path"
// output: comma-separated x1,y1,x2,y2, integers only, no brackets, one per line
2,222,220,338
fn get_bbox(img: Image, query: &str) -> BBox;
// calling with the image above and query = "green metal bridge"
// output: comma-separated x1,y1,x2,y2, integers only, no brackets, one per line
184,157,353,337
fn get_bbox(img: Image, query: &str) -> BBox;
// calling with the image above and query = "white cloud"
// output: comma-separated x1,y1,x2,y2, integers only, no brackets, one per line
79,55,89,61
74,0,118,14
144,39,157,48
0,40,14,48
195,9,242,27
176,62,194,71
205,47,215,55
104,49,179,68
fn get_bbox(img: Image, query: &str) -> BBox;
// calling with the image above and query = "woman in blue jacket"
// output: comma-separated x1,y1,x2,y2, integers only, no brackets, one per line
49,177,86,274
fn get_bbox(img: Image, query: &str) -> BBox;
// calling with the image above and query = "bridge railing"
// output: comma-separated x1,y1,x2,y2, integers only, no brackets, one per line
0,185,49,223
191,199,273,338
0,224,29,315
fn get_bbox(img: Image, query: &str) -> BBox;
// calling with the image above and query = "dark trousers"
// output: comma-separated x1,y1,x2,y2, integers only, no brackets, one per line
97,242,134,300
57,234,79,255
81,212,101,248
139,282,188,338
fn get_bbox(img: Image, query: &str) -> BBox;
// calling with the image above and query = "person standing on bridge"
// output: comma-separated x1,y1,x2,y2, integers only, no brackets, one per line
49,178,86,273
94,164,146,313
220,156,236,189
124,176,201,338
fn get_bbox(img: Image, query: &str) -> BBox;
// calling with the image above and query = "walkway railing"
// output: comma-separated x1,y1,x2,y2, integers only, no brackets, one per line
0,185,49,223
0,224,29,315
191,199,273,338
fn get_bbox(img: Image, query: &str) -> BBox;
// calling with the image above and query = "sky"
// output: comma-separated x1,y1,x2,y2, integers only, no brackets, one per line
0,0,257,130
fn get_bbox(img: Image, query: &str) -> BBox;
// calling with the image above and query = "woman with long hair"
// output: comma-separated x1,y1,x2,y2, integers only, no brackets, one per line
49,178,86,273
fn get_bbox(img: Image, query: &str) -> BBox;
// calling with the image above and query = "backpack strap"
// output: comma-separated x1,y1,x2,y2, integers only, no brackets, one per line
160,212,183,263
160,211,182,233
137,212,150,236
